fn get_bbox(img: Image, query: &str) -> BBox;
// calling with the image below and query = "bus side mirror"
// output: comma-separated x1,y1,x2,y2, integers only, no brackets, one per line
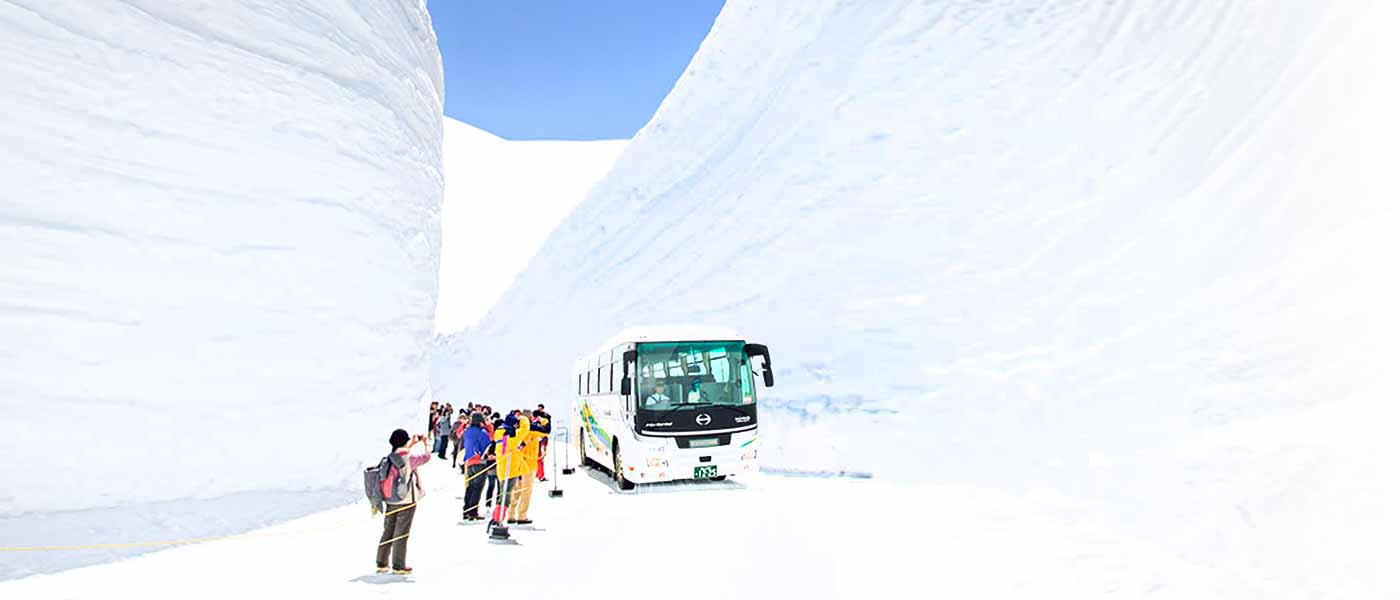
744,344,775,388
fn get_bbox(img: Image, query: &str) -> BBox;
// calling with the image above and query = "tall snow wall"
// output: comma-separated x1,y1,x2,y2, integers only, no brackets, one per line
433,0,1399,592
0,1,443,578
435,117,626,333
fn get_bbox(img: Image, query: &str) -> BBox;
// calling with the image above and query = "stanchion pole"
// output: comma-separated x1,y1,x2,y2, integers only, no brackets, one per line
549,432,564,497
562,428,575,475
488,437,512,541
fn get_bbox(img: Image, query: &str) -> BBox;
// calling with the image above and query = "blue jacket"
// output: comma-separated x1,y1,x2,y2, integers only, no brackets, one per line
460,425,492,463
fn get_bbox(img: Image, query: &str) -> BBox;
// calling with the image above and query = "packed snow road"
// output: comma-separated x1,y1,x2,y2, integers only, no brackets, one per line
2,455,1254,599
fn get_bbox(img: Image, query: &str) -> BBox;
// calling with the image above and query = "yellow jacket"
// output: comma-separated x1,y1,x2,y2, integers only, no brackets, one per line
518,424,545,473
494,426,528,480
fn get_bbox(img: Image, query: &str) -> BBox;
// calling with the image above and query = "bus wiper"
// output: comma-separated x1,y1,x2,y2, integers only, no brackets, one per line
704,404,751,418
661,402,751,419
660,402,713,416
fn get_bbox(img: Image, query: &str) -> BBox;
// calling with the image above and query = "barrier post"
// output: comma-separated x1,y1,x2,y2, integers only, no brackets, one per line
549,432,564,497
562,428,575,475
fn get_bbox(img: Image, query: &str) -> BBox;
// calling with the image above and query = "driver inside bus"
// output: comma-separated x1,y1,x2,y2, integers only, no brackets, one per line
686,378,710,404
644,381,671,408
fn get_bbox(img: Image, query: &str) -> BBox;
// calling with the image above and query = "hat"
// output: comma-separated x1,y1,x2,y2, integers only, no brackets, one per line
389,429,410,449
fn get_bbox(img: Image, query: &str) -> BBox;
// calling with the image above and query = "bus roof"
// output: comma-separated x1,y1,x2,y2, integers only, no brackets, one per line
583,325,744,362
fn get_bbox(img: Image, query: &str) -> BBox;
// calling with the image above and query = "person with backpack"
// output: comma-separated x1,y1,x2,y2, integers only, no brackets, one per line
459,413,492,520
375,429,429,575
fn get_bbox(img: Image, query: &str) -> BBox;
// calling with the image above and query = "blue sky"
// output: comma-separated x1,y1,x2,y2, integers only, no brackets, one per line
426,1,726,141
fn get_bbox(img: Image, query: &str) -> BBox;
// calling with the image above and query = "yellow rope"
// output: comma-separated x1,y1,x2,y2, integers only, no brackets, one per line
461,462,499,486
0,525,342,552
2,535,243,552
377,533,411,547
0,458,486,552
1,454,543,553
383,501,418,517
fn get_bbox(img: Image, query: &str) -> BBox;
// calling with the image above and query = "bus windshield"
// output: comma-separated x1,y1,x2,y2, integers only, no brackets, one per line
635,341,756,411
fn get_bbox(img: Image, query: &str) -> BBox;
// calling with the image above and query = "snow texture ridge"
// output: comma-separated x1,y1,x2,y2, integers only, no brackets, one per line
0,0,443,578
433,0,1400,594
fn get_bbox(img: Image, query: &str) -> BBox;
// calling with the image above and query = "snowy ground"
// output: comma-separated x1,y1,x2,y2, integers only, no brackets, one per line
0,447,1274,599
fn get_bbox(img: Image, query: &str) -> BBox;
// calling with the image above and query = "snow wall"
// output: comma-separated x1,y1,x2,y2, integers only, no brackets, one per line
433,0,1399,591
436,117,626,333
0,1,442,578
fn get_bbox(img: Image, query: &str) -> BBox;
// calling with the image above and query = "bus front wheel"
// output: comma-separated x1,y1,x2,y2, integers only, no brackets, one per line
612,442,635,491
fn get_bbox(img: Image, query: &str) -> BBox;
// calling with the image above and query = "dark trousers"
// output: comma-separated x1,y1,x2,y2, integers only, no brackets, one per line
463,464,487,516
376,504,416,570
483,470,497,505
451,437,462,466
435,435,448,458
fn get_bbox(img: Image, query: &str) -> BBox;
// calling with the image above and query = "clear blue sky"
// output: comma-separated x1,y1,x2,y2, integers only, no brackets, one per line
426,1,726,141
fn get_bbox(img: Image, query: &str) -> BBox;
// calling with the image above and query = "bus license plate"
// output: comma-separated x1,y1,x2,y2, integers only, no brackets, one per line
690,438,719,448
694,465,718,479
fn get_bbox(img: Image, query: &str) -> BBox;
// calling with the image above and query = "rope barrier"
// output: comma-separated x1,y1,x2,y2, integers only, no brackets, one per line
3,442,547,552
383,501,418,518
0,524,348,552
376,533,411,548
0,460,484,552
2,535,243,553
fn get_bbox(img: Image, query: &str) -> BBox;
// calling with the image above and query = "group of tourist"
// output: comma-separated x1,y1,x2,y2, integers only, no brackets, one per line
373,400,554,574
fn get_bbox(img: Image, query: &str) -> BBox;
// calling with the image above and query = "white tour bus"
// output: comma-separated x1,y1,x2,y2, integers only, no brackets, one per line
573,326,774,489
